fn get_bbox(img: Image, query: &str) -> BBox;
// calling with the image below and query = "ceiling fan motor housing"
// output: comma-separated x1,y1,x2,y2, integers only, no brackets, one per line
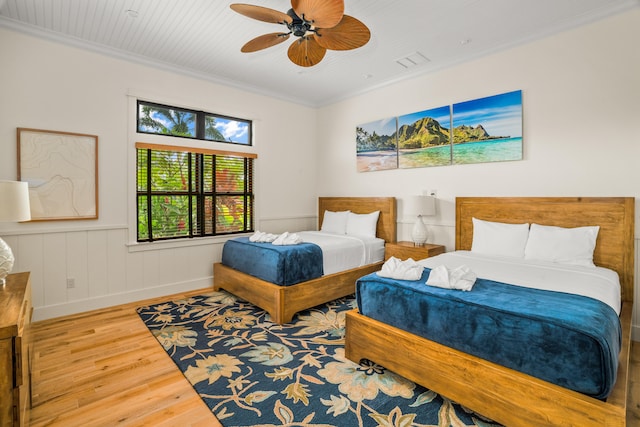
286,8,313,37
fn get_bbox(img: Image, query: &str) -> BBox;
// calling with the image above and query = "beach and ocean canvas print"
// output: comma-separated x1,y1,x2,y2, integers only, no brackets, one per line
452,90,523,165
356,90,522,172
356,117,398,172
398,106,452,169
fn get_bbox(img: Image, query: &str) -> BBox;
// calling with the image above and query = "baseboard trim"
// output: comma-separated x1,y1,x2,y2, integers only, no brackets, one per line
32,276,213,322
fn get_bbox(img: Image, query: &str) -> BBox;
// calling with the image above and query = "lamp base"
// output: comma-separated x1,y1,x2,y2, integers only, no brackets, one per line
0,237,15,286
411,215,429,246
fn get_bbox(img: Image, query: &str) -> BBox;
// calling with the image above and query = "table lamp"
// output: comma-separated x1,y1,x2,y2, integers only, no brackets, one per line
0,181,31,286
405,195,436,246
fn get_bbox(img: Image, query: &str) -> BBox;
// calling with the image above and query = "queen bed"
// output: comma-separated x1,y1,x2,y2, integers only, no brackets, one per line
345,197,634,427
213,196,397,324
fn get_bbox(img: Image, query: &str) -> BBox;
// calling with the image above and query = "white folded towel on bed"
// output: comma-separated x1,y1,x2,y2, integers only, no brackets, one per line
272,231,303,246
426,265,477,291
249,231,278,243
377,256,424,281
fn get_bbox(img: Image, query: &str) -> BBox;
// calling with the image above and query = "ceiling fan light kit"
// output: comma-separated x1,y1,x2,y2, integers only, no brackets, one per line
230,0,370,67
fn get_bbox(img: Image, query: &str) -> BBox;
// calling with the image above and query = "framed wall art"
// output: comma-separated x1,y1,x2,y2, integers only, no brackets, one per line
17,128,98,221
356,90,523,172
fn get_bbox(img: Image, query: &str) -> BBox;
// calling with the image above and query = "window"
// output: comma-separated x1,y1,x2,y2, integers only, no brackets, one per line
137,100,252,146
136,143,256,242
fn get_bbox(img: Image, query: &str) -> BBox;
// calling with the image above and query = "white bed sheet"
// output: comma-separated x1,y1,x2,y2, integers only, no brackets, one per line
298,231,385,275
418,250,621,314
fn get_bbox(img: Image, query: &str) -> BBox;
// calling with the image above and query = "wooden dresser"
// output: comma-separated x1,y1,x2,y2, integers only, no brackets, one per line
0,272,32,427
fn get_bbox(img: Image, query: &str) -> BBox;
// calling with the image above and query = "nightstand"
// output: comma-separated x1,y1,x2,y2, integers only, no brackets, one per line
385,241,445,261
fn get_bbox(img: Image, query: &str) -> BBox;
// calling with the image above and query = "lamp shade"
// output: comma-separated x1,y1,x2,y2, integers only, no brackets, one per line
0,181,31,222
405,195,436,217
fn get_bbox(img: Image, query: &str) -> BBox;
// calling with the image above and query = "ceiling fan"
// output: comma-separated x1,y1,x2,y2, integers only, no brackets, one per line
230,0,371,67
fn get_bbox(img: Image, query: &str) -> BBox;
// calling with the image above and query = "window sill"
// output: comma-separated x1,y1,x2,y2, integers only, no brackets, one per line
126,234,249,252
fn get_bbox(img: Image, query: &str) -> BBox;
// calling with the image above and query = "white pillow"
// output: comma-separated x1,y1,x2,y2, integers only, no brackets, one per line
471,217,530,258
524,223,599,267
320,210,350,234
346,211,380,238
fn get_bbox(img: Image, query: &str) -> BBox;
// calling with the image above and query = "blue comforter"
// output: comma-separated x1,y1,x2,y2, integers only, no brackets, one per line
221,237,323,286
355,268,621,399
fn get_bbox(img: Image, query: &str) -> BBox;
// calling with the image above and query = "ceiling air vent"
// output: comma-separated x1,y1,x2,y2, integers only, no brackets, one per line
395,52,430,69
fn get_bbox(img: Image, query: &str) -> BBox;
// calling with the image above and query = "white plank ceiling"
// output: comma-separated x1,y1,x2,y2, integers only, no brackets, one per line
0,0,637,106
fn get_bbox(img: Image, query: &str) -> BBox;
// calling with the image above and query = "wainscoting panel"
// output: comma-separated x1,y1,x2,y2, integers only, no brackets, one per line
87,229,109,298
3,226,220,321
43,233,67,308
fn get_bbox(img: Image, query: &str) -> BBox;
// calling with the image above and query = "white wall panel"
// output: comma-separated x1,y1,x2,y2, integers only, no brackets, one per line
141,250,159,290
106,228,127,295
12,234,43,306
87,229,109,298
158,247,184,286
42,233,67,306
125,250,145,294
66,231,89,301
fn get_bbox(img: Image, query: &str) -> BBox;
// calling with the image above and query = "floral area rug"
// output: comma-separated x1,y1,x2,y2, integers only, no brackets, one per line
137,291,502,427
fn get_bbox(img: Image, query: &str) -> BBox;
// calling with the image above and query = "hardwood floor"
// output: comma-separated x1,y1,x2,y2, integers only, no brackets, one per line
28,289,640,426
29,289,220,427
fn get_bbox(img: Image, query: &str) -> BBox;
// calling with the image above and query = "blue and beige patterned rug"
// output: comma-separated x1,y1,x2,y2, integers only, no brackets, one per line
137,291,501,427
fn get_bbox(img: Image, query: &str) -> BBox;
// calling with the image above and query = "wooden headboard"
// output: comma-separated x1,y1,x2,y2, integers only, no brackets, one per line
455,197,635,303
318,197,397,243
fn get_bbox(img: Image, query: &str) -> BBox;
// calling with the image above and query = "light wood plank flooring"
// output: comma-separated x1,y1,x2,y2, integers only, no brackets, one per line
29,289,220,427
28,289,640,426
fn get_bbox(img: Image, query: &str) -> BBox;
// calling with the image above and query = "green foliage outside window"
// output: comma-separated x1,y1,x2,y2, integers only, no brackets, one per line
137,148,253,242
137,101,251,145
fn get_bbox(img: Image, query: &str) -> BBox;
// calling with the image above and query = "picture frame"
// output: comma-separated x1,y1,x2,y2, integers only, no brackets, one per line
17,128,98,221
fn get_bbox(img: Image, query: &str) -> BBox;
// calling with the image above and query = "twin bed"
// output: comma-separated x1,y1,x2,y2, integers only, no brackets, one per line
346,197,634,427
213,196,397,324
213,195,633,426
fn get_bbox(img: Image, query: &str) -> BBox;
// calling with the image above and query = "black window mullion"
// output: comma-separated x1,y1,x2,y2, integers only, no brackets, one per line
146,149,154,241
212,155,217,234
195,153,204,237
244,157,249,230
195,111,204,140
187,153,194,238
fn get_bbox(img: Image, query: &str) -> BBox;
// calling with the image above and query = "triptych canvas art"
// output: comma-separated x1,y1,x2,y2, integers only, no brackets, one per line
356,90,523,172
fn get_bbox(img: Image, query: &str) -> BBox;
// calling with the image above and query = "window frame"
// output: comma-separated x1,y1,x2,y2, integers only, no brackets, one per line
135,142,256,243
136,100,253,146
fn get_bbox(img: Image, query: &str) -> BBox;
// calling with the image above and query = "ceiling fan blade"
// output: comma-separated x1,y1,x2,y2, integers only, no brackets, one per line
314,15,370,51
230,4,293,24
241,33,291,53
287,36,326,67
291,0,344,29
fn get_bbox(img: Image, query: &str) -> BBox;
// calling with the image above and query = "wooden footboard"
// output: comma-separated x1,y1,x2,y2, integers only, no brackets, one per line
345,302,632,427
213,261,383,324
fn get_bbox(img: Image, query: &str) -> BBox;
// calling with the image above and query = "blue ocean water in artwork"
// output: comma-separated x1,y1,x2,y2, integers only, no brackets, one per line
453,137,522,164
398,137,522,168
399,144,452,168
